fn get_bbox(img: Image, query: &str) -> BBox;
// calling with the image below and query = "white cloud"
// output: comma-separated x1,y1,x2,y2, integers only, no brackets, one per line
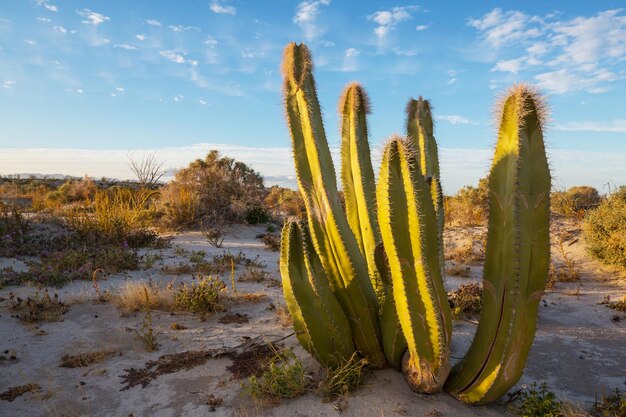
135,34,147,41
293,0,331,40
3,80,15,89
54,25,67,34
114,44,137,51
341,47,360,72
468,8,541,48
392,47,417,57
145,19,162,26
76,9,110,25
535,68,620,94
24,39,37,45
472,8,626,94
173,94,184,102
209,1,236,15
199,99,207,105
115,87,125,93
415,24,429,31
320,40,335,47
75,89,83,94
554,119,626,132
37,17,51,22
447,78,457,85
204,36,218,48
169,25,199,32
491,57,525,73
44,3,57,12
368,6,419,39
435,114,477,125
160,50,186,64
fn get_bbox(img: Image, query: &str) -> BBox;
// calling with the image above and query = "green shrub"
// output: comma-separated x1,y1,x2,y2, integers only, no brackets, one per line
174,275,225,312
511,381,562,417
245,205,272,224
552,186,601,218
244,348,308,403
583,187,626,269
594,388,626,417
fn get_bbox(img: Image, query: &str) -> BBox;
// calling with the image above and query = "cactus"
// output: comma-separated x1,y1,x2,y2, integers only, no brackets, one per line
280,220,356,368
281,43,386,368
339,83,407,369
279,43,550,402
377,136,451,393
444,85,551,404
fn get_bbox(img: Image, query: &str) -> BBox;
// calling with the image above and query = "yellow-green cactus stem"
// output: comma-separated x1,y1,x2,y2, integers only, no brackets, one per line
280,220,356,368
406,98,445,274
339,83,406,369
281,42,386,368
445,85,551,404
377,136,452,393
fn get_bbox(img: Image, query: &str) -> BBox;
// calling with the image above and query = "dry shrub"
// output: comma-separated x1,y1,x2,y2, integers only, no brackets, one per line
552,186,602,219
262,233,281,251
445,178,489,228
9,290,70,323
263,186,305,218
445,263,471,277
44,176,97,208
113,280,175,313
159,150,266,228
448,283,483,320
445,241,484,264
60,350,117,368
583,187,626,270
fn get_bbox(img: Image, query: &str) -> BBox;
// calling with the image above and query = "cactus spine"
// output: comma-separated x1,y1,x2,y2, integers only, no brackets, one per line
444,85,551,404
377,136,452,393
281,43,386,368
280,220,355,368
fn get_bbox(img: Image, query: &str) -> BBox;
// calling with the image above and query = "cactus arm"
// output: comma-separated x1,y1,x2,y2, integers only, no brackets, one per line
281,43,386,368
377,137,452,393
339,83,382,294
280,221,356,368
374,243,408,369
445,85,550,404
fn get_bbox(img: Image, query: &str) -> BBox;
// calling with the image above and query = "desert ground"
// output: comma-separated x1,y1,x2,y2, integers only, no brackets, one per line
1,222,624,417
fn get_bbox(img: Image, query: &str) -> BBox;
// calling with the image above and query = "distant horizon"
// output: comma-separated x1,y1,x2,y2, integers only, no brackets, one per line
1,143,623,195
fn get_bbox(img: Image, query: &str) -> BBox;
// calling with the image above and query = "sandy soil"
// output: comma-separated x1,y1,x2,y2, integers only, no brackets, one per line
1,223,624,417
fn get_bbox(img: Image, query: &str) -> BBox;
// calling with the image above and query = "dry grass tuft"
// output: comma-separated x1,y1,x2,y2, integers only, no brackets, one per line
112,280,174,314
60,350,118,368
445,263,471,278
9,290,70,323
318,352,367,401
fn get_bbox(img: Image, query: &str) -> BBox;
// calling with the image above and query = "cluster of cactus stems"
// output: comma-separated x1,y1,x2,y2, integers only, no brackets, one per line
280,42,550,404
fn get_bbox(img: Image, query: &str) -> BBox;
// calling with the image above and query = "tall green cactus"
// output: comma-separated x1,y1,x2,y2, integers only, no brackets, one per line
377,136,451,393
281,43,386,368
444,85,551,404
279,42,550,403
339,83,407,369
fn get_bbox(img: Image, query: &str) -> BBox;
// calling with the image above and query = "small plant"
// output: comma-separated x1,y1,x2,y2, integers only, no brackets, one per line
174,275,225,313
239,265,268,282
445,263,471,277
599,295,626,313
201,219,229,248
318,352,367,401
143,252,164,269
447,283,483,320
60,350,117,368
511,381,563,417
244,348,308,403
445,241,484,265
583,187,626,270
548,236,581,288
594,388,626,417
135,293,159,352
245,205,272,225
552,186,601,219
188,250,207,264
262,233,281,251
9,290,70,323
113,280,173,313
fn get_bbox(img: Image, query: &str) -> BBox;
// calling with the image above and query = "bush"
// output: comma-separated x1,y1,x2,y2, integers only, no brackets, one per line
445,178,489,227
174,275,226,313
245,205,272,224
583,187,626,269
511,381,562,417
552,186,601,218
159,150,266,228
263,186,305,218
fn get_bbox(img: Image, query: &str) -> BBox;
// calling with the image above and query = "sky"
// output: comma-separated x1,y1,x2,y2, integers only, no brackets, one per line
0,0,625,194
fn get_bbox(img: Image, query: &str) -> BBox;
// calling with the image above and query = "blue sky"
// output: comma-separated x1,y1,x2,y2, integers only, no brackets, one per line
0,1,625,193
